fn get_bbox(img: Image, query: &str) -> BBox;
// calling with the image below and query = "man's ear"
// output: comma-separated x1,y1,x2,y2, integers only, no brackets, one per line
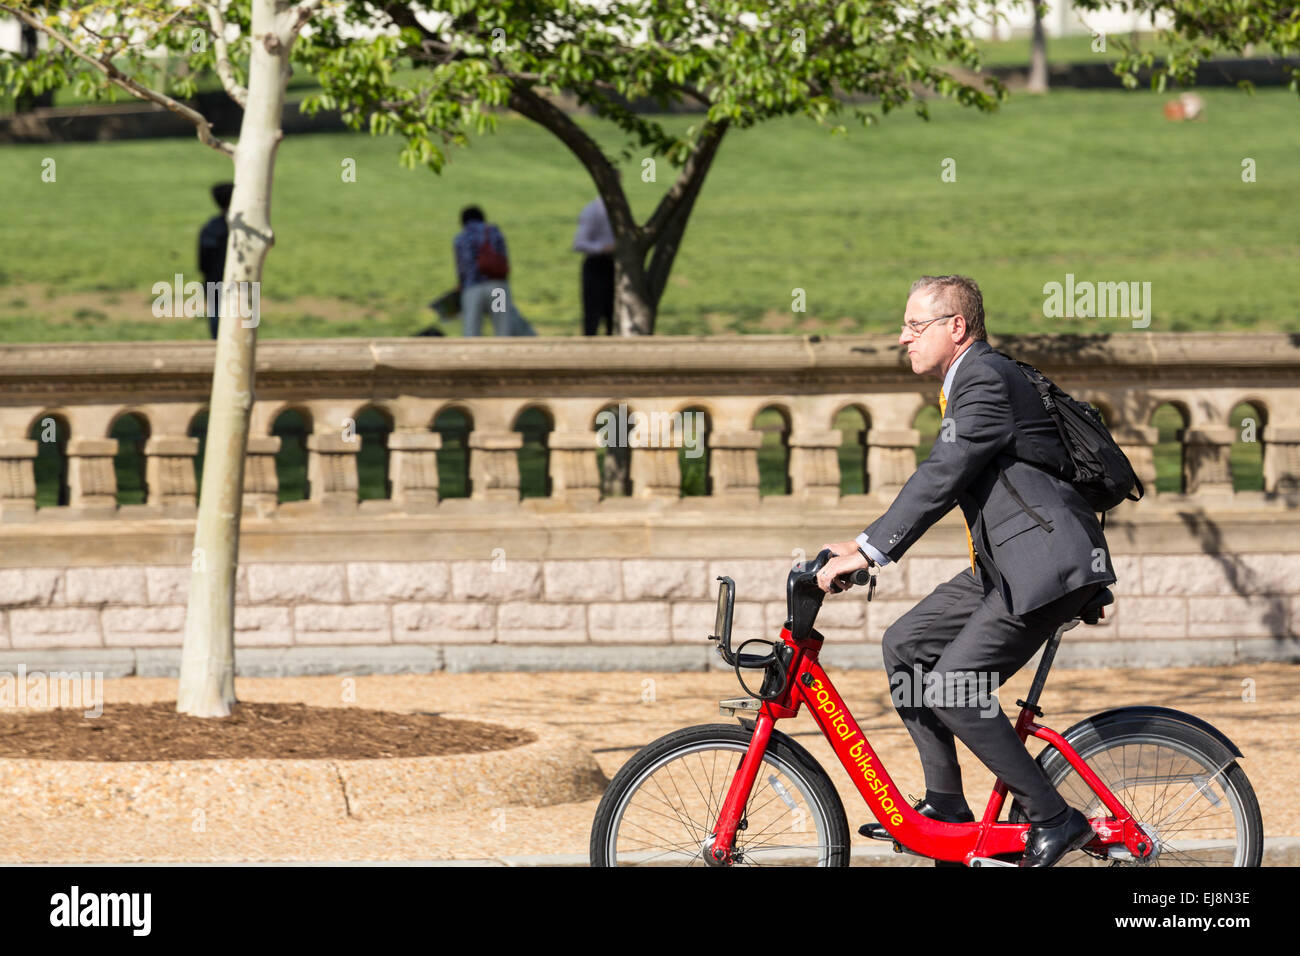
950,313,969,344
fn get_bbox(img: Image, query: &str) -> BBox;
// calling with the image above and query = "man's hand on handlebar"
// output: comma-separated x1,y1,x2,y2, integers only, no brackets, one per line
814,545,873,594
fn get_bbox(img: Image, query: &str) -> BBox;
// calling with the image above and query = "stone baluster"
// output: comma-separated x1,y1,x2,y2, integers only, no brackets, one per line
1111,424,1158,499
788,429,842,502
306,432,359,511
67,437,118,510
242,436,282,515
1262,425,1300,493
388,430,442,507
1180,426,1236,495
548,431,601,505
143,436,198,511
865,427,920,498
0,439,37,520
629,443,681,498
708,429,763,502
468,431,523,502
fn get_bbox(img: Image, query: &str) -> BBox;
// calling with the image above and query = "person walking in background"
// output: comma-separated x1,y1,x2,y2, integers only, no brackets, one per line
572,185,616,336
197,182,233,339
453,206,536,337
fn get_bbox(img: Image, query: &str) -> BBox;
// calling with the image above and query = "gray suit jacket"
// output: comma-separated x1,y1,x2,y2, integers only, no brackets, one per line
862,340,1116,615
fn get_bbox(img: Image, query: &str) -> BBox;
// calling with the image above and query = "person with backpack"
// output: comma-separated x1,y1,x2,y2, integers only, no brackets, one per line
815,274,1140,867
452,206,536,337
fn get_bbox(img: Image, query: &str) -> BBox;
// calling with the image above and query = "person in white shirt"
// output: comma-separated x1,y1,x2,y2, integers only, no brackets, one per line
572,188,616,335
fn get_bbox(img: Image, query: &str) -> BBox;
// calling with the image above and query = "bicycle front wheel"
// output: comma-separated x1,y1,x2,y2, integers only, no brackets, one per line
589,723,850,867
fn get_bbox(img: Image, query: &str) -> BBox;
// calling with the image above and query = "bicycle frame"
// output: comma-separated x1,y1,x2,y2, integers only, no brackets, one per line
708,623,1155,866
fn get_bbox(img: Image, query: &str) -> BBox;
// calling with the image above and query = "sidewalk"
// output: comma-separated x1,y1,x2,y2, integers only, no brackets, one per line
1,662,1295,864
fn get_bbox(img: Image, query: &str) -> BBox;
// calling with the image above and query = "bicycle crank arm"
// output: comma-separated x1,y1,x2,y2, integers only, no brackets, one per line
968,857,1018,867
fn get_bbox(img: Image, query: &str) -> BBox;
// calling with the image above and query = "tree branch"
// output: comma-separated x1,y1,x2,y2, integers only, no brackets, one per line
506,81,640,243
0,3,234,157
642,120,728,244
202,1,248,108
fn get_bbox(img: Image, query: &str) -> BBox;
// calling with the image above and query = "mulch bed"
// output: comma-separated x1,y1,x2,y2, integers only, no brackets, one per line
0,702,536,761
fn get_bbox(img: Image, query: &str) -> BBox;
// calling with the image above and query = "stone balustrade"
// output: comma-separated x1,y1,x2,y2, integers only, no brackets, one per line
0,333,1296,672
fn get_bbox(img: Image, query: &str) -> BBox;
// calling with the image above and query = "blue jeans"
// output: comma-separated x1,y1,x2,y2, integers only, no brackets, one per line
460,281,536,337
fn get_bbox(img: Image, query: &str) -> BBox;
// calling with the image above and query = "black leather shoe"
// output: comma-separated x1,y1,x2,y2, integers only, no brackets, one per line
1019,808,1095,867
859,795,974,841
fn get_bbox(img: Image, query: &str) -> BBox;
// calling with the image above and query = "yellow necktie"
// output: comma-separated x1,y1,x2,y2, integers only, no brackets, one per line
939,386,977,574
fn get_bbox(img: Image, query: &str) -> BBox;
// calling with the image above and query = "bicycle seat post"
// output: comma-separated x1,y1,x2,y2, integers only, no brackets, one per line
1017,617,1078,716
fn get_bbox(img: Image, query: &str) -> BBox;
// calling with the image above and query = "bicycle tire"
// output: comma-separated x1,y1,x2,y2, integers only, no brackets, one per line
1008,713,1263,866
590,722,851,867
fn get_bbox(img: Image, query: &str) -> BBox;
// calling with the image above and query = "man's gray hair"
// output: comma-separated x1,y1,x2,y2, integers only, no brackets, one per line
910,275,986,342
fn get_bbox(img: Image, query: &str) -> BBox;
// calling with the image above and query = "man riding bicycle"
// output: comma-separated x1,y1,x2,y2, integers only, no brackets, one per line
816,275,1116,867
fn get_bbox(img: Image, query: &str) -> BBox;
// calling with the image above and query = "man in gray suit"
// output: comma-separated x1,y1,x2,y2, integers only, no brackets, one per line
818,274,1116,867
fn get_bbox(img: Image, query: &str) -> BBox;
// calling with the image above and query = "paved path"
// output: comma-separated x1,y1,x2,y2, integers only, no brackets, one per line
2,663,1295,864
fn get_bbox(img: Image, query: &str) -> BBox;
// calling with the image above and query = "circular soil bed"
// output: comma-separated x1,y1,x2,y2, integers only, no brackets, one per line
0,703,606,819
0,701,535,761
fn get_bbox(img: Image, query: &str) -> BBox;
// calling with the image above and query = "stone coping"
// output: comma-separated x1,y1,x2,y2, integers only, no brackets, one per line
0,713,608,821
1,332,1298,398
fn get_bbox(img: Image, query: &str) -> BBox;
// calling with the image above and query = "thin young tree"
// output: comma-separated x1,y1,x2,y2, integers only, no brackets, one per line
0,0,329,717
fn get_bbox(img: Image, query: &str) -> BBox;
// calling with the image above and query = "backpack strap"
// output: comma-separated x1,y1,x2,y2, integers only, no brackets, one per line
998,468,1053,532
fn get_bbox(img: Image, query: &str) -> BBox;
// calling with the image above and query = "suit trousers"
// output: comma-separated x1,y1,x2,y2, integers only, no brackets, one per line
881,565,1103,822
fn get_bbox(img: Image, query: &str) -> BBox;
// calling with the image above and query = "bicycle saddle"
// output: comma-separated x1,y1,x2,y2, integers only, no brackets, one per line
1079,587,1114,625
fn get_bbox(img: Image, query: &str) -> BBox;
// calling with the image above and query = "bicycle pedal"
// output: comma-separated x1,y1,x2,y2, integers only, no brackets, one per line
857,824,895,842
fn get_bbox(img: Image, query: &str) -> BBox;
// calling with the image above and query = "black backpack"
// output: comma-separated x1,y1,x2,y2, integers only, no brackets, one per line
992,349,1144,519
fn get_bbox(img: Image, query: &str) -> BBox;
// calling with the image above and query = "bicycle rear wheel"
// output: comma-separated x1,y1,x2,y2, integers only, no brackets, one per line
590,723,850,866
1010,714,1262,866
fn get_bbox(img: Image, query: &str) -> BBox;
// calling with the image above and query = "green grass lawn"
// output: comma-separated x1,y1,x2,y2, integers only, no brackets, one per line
2,85,1298,341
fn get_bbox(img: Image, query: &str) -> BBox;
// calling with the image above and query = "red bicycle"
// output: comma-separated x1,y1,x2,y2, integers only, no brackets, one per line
590,549,1263,867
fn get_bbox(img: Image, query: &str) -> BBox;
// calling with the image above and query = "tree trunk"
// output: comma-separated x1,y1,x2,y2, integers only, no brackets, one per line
614,240,654,336
1028,5,1049,94
177,0,292,717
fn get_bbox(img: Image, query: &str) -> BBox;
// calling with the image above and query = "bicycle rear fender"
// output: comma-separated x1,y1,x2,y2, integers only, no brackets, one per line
1055,705,1244,761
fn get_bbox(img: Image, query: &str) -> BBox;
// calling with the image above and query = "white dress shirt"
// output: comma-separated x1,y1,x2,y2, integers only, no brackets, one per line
856,345,973,567
573,198,615,255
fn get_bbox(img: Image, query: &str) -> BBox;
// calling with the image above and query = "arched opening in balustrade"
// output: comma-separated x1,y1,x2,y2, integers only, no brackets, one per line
913,402,942,466
188,409,208,494
109,412,150,505
1149,403,1188,493
754,406,791,496
514,405,553,498
433,406,472,498
271,408,311,502
593,403,630,498
677,405,712,497
832,404,869,494
27,412,69,508
354,405,394,500
1230,401,1266,492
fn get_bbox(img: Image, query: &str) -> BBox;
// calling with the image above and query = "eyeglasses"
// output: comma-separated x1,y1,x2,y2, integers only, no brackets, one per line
900,313,957,337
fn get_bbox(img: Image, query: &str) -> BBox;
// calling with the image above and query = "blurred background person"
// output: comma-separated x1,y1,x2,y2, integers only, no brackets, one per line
572,181,616,336
197,182,233,339
453,206,536,337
